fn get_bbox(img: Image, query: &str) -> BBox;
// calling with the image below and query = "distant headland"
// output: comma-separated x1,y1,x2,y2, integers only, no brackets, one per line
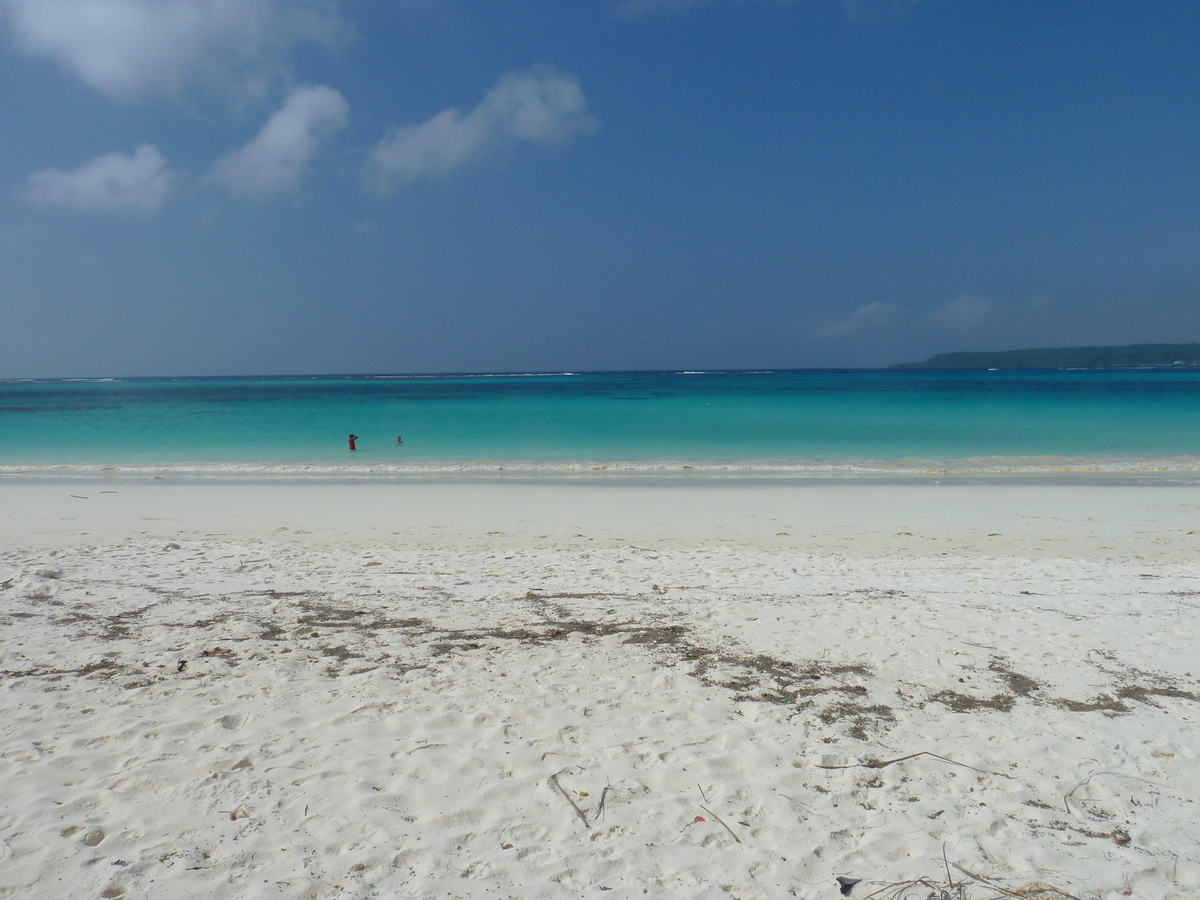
890,343,1200,370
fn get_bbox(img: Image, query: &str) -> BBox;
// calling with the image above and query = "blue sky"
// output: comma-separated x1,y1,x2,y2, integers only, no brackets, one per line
1,0,1198,377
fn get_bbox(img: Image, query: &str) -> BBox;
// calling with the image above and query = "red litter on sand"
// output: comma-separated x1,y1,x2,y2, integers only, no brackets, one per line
694,816,705,822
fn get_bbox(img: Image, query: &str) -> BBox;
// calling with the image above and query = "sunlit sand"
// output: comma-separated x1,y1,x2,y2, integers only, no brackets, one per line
2,482,1198,899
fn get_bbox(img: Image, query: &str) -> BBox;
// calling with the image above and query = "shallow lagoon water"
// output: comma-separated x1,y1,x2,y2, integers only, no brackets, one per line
3,369,1200,479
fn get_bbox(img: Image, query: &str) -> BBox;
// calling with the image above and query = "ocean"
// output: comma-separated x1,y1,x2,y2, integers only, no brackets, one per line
3,369,1200,480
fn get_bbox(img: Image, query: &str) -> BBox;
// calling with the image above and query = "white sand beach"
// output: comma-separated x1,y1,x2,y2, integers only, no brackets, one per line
2,482,1199,899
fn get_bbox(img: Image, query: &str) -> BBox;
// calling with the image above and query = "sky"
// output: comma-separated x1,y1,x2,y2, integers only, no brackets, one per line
1,0,1198,377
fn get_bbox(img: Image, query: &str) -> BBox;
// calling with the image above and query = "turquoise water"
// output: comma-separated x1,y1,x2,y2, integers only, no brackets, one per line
3,370,1200,478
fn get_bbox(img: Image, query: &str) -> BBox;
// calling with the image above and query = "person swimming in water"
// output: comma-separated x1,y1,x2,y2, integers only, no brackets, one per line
394,436,403,444
348,433,359,450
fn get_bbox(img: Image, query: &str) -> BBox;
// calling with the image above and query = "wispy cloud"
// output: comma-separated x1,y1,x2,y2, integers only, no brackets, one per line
618,0,924,21
23,143,173,213
0,0,350,100
366,66,598,193
816,300,896,337
208,84,349,200
928,294,992,329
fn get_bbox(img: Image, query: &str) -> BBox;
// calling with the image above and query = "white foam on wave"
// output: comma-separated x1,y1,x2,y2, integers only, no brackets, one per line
6,454,1200,482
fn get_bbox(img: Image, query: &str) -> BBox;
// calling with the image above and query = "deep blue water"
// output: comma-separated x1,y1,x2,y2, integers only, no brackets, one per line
3,369,1200,476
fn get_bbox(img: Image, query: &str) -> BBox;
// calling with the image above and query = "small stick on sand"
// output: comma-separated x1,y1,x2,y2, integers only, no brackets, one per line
697,783,708,803
595,785,612,821
816,750,1010,777
859,877,946,900
1063,770,1159,815
406,743,446,755
700,806,741,843
550,770,589,829
951,863,1083,900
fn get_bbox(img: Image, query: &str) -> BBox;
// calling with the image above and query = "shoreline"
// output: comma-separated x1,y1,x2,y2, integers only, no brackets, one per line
2,481,1199,898
5,452,1200,485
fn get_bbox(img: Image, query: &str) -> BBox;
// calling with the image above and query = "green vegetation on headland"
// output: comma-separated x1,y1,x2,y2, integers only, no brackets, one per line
890,344,1200,370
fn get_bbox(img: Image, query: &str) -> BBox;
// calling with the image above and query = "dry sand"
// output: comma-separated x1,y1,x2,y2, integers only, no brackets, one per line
1,481,1199,899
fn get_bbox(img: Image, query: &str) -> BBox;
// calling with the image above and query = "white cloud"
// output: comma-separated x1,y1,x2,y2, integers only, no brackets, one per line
208,84,348,199
366,66,598,192
930,294,992,328
0,0,349,100
23,143,172,213
618,0,923,21
816,301,896,338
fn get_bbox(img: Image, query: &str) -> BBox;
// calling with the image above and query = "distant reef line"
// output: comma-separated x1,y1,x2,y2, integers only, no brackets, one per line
890,343,1200,370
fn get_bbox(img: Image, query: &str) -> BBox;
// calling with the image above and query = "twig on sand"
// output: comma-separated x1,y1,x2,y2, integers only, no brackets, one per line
861,865,1081,900
595,784,613,821
1063,770,1159,815
816,751,1010,778
861,877,966,900
550,769,589,829
952,863,1083,900
699,806,741,843
406,743,446,755
778,791,821,823
694,785,741,843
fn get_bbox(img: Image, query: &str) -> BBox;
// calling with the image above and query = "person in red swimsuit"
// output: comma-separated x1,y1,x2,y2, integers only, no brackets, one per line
348,433,359,450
